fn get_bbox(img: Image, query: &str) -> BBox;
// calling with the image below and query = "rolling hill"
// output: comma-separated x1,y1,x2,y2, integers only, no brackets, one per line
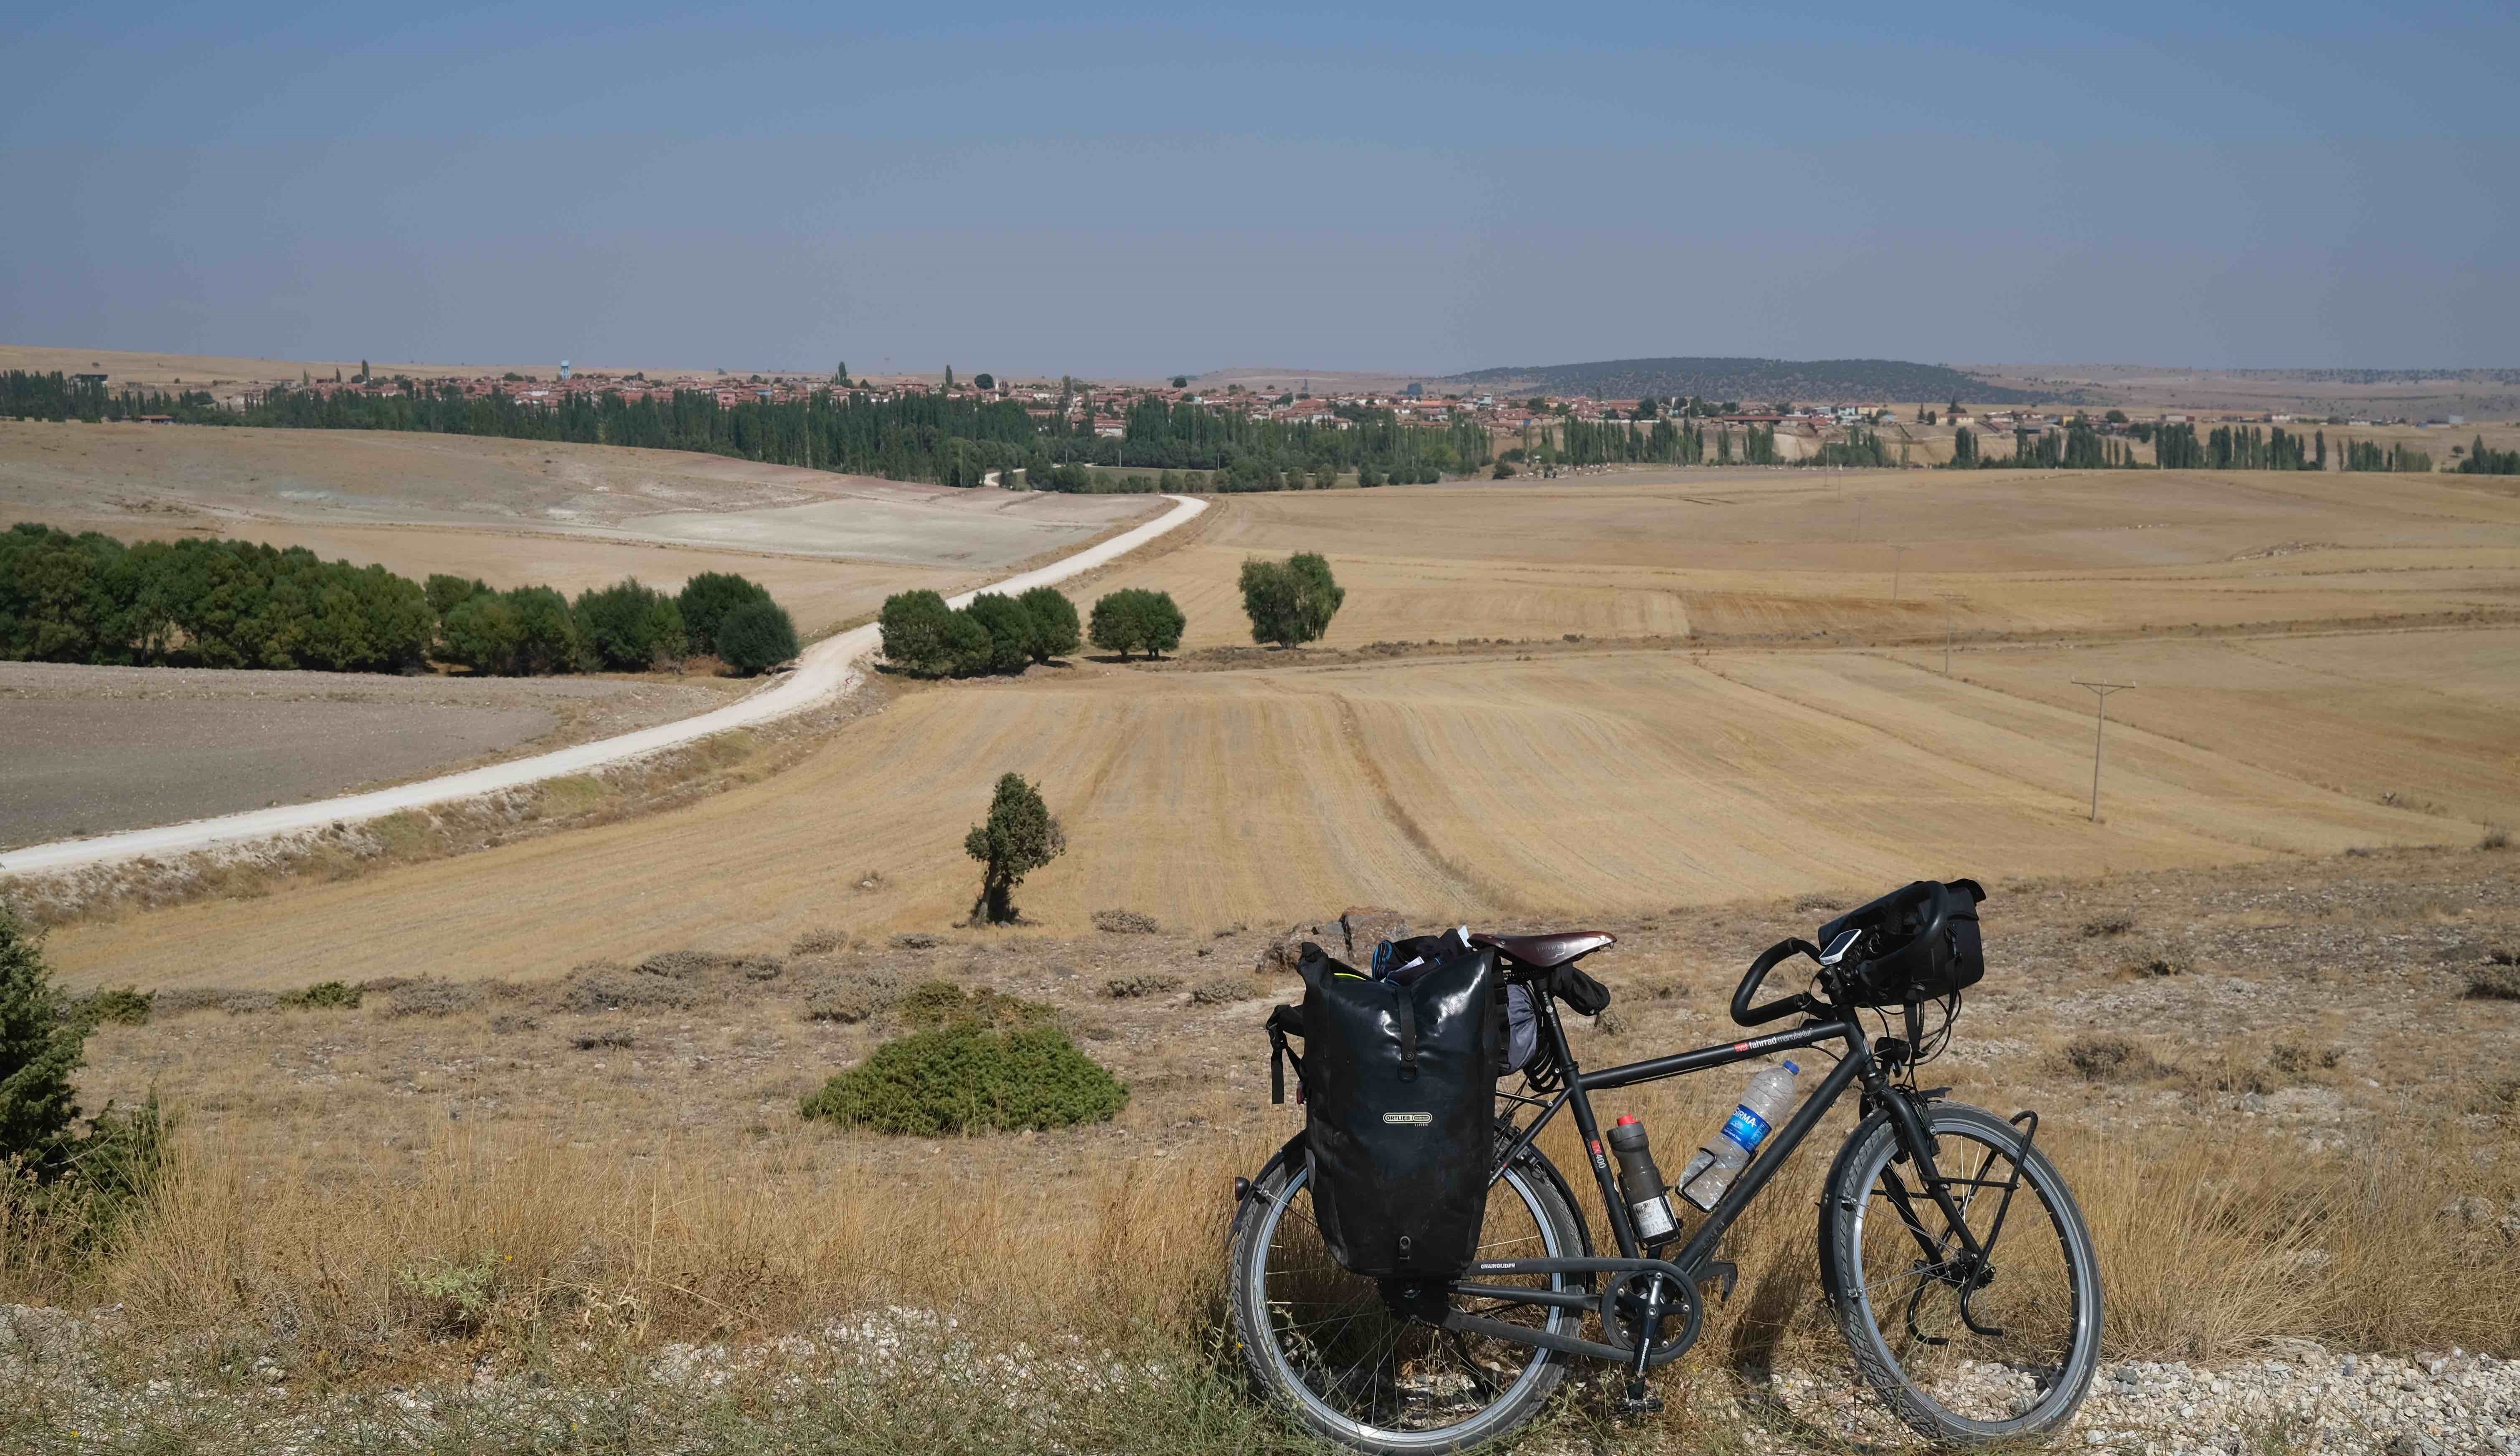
1440,356,2041,405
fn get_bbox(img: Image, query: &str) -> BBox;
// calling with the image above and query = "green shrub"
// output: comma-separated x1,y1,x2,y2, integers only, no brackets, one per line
715,598,799,675
964,593,1038,673
878,589,959,675
1105,973,1181,999
574,578,686,670
69,987,153,1027
677,571,772,653
280,980,361,1010
1016,586,1082,661
799,1023,1127,1134
0,907,82,1170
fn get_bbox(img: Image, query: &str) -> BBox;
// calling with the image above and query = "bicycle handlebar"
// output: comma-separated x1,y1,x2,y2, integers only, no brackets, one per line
1732,937,1823,1026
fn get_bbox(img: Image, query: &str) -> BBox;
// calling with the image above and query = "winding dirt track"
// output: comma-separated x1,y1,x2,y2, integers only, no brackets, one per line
0,496,1207,876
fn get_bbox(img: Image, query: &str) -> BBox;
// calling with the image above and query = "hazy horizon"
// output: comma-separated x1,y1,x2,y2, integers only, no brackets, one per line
5,2,2514,378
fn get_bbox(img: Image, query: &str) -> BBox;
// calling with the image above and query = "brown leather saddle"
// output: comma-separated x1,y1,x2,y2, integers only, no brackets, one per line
1470,930,1616,968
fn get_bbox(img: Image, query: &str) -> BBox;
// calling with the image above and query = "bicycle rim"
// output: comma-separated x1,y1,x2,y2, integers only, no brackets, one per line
1842,1113,2099,1436
1242,1158,1573,1449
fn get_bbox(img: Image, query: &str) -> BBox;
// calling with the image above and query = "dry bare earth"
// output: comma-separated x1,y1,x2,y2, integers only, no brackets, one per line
0,421,1161,634
0,660,753,849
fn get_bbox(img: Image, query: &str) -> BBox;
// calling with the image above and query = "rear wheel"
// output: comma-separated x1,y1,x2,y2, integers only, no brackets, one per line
1227,1147,1585,1454
1821,1102,2103,1443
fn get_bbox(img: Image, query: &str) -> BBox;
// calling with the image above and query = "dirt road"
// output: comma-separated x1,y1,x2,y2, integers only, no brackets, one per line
0,495,1208,876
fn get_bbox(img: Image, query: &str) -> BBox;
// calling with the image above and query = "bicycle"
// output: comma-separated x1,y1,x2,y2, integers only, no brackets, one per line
1226,917,2103,1453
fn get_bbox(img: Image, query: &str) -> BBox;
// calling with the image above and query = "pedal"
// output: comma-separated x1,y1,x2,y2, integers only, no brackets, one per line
1619,1379,1664,1414
1698,1261,1738,1306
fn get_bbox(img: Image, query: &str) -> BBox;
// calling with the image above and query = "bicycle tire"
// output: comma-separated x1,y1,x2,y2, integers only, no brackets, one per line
1820,1102,2103,1443
1227,1145,1585,1454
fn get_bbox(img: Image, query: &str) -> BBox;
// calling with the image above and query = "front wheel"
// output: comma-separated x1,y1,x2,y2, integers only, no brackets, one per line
1820,1101,2103,1443
1226,1144,1586,1454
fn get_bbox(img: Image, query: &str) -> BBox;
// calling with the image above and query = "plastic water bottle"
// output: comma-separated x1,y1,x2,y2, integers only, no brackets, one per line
1677,1061,1801,1210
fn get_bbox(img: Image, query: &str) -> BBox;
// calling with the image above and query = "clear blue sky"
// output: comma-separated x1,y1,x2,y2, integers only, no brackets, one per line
4,2,2512,376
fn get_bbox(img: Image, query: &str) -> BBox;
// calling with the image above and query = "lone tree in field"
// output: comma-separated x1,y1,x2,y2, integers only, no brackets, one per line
1088,588,1185,661
1016,586,1081,662
964,774,1066,924
1238,552,1344,647
0,908,84,1174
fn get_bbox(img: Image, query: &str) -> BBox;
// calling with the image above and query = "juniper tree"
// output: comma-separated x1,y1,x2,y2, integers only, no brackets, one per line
964,774,1066,924
0,908,83,1173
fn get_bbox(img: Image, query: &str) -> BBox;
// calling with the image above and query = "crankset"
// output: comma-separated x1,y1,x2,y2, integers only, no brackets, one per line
1442,1255,1705,1369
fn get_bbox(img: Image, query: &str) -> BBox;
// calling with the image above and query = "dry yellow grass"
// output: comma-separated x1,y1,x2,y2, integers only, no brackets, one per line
19,1097,2508,1382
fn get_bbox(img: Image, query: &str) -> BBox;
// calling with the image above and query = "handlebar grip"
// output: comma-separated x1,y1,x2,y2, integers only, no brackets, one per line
1732,938,1821,1027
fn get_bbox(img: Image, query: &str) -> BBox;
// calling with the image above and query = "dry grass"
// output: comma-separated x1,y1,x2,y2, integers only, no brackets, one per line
8,1101,2507,1408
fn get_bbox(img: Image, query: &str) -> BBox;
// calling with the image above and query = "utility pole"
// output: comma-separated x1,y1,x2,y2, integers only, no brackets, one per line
1891,544,1908,601
2072,681,2134,822
1939,593,1961,675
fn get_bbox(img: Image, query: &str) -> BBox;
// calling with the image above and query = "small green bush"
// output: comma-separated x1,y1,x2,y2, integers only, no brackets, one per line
280,980,361,1010
799,1023,1127,1135
70,987,154,1027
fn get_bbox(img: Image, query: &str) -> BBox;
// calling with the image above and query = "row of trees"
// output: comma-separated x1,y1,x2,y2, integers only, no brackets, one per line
2457,436,2520,475
0,523,797,675
2340,438,2433,473
879,585,1098,676
2,370,1487,495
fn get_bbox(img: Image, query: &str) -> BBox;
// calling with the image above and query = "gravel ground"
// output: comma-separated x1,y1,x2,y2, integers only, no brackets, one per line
0,660,748,848
1748,1351,2520,1453
5,1302,2514,1453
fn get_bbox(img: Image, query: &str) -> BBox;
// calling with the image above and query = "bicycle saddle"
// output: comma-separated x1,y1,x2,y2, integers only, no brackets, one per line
1471,930,1615,967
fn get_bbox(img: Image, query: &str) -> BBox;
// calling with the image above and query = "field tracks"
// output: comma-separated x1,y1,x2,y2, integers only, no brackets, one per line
0,495,1209,877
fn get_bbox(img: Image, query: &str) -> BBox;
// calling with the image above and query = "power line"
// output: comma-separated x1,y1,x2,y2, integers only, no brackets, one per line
2071,681,2135,823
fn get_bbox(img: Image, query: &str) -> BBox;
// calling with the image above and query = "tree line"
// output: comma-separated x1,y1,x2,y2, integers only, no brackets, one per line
1,370,1488,495
0,523,797,676
2457,436,2520,475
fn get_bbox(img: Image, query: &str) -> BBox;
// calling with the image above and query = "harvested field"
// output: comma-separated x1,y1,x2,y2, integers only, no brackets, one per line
1074,468,2520,648
36,636,2467,989
0,661,750,849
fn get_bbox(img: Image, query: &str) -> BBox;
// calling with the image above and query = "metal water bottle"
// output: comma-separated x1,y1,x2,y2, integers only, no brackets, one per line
1607,1114,1677,1241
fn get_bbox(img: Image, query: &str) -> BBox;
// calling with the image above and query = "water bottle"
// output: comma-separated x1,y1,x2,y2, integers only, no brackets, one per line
1606,1115,1676,1241
1677,1060,1801,1211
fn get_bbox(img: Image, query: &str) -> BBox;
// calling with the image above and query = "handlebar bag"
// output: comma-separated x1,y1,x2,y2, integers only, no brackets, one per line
1296,941,1501,1279
1819,878,1986,1006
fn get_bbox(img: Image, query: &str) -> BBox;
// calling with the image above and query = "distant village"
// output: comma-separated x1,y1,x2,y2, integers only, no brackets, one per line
197,363,2466,435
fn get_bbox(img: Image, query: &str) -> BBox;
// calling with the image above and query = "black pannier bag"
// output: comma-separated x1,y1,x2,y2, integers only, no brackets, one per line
1286,941,1502,1279
1817,878,1986,1007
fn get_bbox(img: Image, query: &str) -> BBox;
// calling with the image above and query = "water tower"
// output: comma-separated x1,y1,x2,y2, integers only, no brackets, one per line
559,359,572,381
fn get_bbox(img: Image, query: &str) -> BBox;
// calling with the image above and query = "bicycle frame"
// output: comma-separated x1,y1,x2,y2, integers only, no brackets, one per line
1446,974,1994,1373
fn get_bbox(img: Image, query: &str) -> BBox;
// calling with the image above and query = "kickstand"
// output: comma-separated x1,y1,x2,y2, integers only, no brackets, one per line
1698,1261,1738,1306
